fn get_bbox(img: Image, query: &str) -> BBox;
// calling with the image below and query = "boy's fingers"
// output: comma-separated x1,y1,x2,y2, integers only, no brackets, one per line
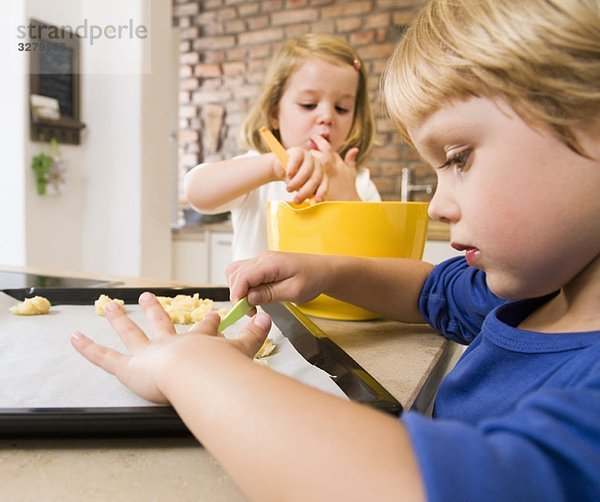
245,277,304,306
227,252,288,304
104,301,150,352
71,331,126,375
138,292,177,337
235,313,271,358
189,311,221,335
225,259,243,279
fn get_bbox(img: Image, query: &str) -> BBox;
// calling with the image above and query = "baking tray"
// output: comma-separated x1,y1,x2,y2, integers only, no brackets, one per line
0,270,122,289
0,287,402,438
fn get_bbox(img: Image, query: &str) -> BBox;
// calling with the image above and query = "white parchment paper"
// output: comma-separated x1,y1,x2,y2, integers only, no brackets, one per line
0,292,346,407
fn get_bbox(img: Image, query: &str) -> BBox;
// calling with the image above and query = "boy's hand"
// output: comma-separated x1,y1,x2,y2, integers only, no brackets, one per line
71,292,270,404
226,251,330,307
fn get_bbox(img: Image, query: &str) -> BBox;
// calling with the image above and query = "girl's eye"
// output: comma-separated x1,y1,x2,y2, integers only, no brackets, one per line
299,103,316,110
335,105,349,114
438,149,471,171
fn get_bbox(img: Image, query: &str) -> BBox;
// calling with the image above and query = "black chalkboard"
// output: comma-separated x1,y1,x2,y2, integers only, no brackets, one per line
29,19,84,144
38,44,74,116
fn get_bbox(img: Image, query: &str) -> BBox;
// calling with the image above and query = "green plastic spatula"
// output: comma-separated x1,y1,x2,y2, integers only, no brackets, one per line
218,297,253,332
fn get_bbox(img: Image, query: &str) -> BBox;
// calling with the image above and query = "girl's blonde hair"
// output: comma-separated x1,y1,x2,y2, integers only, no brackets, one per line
383,0,600,156
240,33,375,165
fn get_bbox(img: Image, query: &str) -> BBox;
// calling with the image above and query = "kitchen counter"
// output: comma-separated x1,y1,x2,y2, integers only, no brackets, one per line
0,266,460,500
173,218,451,241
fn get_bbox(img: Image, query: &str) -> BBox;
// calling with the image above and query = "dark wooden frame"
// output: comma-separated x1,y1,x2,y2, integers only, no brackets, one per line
29,19,85,145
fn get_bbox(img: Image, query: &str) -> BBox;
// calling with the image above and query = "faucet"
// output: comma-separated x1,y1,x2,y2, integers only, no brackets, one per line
400,167,433,202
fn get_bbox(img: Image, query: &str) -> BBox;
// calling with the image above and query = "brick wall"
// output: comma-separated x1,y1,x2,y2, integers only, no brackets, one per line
173,0,435,206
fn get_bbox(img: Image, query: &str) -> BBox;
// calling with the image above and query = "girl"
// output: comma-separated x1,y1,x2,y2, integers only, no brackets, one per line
73,0,599,500
184,33,381,261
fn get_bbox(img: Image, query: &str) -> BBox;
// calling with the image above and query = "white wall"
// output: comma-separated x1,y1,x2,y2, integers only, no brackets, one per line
1,0,174,279
138,1,175,278
0,1,28,265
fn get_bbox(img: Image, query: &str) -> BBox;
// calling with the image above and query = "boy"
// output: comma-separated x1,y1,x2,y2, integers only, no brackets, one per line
73,0,599,499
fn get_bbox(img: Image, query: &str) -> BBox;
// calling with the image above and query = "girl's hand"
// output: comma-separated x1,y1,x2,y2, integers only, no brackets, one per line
281,137,361,203
227,251,331,307
284,147,328,203
309,136,361,201
71,292,271,404
269,152,287,181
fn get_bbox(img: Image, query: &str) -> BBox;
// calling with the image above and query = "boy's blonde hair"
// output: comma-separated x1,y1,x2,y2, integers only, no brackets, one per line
383,0,600,156
240,33,375,165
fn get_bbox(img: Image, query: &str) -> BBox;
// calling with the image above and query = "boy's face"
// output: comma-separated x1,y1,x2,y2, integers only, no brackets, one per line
272,57,358,153
409,97,600,300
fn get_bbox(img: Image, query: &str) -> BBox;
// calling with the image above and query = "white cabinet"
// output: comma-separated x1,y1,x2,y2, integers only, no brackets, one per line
209,231,233,285
422,221,461,264
422,240,463,264
171,228,233,285
172,225,459,286
171,232,210,284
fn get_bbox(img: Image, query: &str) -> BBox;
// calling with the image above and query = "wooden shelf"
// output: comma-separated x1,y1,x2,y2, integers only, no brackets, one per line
30,117,85,145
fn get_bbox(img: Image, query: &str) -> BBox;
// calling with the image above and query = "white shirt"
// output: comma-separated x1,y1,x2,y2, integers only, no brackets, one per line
186,151,381,261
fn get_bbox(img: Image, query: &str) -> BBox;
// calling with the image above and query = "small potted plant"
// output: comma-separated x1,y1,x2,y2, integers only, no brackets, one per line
31,138,64,195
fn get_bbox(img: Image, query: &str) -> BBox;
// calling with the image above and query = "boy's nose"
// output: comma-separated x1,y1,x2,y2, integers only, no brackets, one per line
427,182,459,224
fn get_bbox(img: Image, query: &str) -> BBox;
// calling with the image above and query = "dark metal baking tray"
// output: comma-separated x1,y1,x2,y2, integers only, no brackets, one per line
1,287,402,438
0,270,121,289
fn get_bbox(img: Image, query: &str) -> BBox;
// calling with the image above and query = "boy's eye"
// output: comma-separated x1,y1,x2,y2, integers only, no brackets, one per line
438,149,471,171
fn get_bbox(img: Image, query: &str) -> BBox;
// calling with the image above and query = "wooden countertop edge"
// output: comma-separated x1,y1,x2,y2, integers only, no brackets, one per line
410,341,462,412
173,219,451,241
0,264,202,289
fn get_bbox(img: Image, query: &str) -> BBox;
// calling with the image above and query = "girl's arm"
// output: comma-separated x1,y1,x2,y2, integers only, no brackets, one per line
184,152,283,210
228,252,434,323
71,295,425,501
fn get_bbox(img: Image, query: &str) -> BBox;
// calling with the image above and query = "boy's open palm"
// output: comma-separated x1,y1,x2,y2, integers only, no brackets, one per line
71,292,270,404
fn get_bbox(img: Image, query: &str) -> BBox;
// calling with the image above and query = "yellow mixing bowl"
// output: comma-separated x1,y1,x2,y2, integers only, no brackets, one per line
267,200,429,320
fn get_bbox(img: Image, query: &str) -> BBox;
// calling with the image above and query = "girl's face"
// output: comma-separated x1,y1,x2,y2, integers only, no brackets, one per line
272,57,358,152
409,97,600,300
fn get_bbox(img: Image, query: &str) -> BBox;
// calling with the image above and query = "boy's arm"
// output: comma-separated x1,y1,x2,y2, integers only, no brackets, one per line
228,252,434,323
72,299,426,501
184,152,283,210
166,332,425,501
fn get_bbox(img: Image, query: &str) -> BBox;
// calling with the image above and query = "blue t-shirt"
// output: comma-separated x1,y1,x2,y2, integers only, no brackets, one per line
403,257,600,501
